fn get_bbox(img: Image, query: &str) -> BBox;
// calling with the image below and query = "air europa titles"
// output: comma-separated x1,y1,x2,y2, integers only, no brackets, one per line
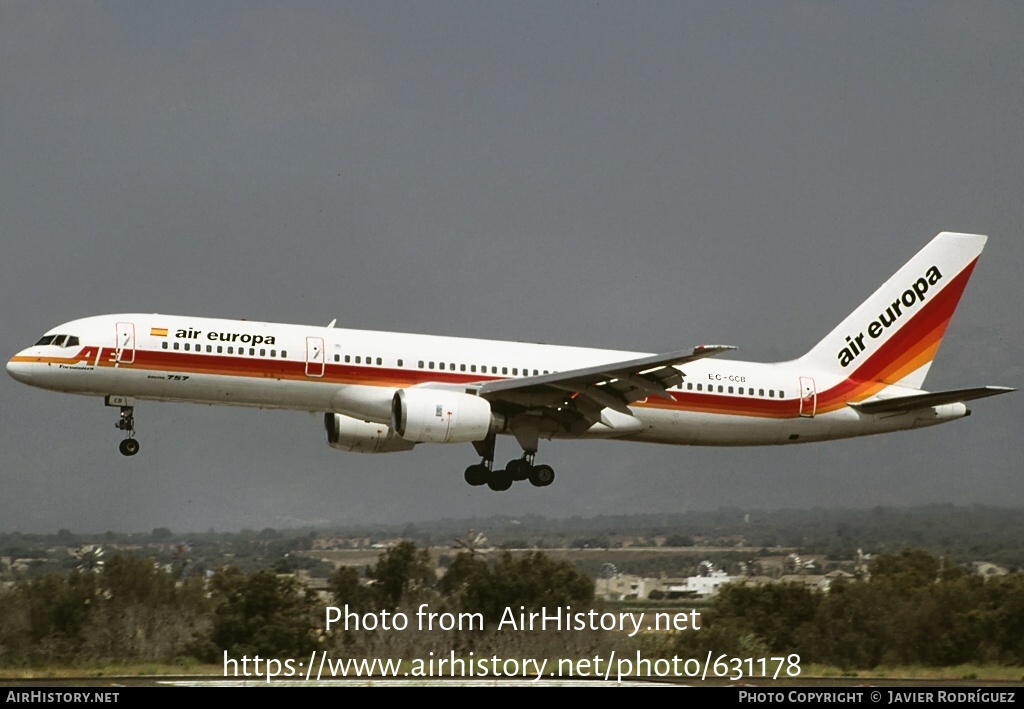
836,265,943,368
173,328,276,346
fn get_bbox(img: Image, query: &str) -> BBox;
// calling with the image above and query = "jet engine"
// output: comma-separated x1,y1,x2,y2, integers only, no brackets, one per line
324,413,416,453
391,389,500,443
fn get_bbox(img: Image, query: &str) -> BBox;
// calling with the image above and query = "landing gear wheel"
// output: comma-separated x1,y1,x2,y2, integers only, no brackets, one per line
487,470,513,491
506,458,531,481
119,438,140,457
464,463,489,486
528,464,554,487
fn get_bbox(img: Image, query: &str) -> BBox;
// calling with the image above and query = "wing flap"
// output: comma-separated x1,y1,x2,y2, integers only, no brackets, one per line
473,345,735,425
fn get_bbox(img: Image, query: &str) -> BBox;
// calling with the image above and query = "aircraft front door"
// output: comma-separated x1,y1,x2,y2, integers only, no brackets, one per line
114,322,135,364
305,336,325,378
799,376,816,418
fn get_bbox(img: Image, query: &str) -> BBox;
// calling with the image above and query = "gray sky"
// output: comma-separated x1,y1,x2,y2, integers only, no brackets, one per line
2,1,1021,533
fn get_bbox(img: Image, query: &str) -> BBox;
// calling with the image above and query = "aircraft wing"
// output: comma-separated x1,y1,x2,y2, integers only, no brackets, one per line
848,386,1015,414
465,345,735,421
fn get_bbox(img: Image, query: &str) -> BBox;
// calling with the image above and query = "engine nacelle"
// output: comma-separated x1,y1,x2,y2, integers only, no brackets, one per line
391,389,497,443
324,413,416,453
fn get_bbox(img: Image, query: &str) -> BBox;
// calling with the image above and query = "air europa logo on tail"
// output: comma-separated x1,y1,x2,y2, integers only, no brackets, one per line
836,265,943,368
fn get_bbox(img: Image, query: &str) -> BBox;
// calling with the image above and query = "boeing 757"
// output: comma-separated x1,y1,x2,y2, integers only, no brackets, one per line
7,232,1013,491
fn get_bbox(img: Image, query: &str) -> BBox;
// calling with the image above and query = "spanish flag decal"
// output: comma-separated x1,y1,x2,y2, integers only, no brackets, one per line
150,327,168,337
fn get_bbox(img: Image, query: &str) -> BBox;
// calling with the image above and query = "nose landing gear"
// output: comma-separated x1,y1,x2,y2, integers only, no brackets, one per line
106,396,139,456
116,406,139,456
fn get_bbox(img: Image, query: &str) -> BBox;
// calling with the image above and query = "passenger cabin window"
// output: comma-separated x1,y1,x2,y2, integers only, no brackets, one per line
377,357,382,365
397,359,403,367
162,342,168,350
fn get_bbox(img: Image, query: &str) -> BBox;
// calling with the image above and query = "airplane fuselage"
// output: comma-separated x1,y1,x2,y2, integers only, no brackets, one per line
7,313,964,449
7,232,1011,490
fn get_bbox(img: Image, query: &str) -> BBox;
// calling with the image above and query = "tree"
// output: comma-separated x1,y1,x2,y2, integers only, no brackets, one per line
438,552,489,600
328,565,373,612
869,549,941,592
459,551,594,624
207,567,317,659
85,554,209,661
367,541,434,607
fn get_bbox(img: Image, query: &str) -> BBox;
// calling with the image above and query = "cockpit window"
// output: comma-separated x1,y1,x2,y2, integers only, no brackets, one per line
33,334,79,347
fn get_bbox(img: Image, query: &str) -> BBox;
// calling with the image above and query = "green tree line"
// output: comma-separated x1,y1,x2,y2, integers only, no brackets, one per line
670,549,1024,668
1,545,1021,669
0,542,597,665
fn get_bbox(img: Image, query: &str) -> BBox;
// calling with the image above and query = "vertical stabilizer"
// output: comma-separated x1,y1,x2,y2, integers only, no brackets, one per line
797,232,987,389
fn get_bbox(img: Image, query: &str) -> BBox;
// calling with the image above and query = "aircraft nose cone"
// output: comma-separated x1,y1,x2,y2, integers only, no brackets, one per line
6,356,32,383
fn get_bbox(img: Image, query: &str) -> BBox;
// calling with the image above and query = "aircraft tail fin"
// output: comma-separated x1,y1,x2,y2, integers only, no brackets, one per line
796,232,987,389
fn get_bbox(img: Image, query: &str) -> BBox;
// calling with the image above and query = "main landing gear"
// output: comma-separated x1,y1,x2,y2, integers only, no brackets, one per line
464,442,555,492
106,396,140,456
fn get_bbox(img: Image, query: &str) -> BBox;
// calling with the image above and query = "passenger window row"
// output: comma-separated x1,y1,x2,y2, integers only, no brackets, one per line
683,381,784,398
161,341,287,358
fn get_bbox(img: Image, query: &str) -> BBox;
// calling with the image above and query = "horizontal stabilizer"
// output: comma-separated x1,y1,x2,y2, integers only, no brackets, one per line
848,386,1015,414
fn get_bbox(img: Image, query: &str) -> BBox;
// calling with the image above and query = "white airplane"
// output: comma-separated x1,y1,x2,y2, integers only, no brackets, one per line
7,232,1013,491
